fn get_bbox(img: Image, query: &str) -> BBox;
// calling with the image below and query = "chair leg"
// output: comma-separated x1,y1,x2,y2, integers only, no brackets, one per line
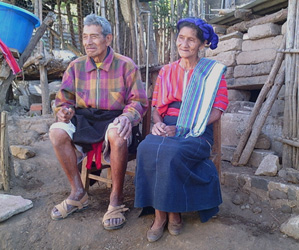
106,167,112,188
81,157,90,192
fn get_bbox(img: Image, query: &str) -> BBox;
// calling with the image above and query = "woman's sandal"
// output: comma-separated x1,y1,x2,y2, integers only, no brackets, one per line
147,219,168,242
51,193,89,220
102,204,129,230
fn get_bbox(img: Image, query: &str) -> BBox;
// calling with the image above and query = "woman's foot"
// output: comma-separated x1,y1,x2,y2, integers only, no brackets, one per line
147,210,167,242
168,212,183,236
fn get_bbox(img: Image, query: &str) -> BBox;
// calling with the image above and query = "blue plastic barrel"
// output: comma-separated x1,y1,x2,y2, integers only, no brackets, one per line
0,2,40,53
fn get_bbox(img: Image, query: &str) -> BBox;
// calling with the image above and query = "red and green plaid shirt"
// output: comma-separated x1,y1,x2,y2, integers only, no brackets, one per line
55,47,148,126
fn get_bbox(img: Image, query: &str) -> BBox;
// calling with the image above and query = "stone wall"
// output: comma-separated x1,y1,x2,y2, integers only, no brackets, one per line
206,21,287,161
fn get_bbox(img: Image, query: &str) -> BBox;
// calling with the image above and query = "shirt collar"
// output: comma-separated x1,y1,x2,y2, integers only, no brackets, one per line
85,46,114,72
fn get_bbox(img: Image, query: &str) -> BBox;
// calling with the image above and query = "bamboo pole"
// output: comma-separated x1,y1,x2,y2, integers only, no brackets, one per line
231,36,286,165
0,112,10,191
294,1,299,169
275,137,299,148
283,0,298,169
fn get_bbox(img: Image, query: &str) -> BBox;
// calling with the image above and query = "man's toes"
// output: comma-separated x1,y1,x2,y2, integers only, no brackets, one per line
51,207,59,216
104,218,123,226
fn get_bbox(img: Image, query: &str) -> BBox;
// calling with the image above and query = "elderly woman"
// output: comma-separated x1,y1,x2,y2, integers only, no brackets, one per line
134,18,228,242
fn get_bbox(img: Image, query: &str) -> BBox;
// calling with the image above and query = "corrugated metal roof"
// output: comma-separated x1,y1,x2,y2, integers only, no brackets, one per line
209,0,288,25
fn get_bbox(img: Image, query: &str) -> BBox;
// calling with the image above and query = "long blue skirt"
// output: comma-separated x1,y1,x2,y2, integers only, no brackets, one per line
134,134,222,222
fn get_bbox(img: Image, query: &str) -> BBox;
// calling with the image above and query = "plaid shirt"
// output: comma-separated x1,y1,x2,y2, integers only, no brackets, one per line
55,47,148,126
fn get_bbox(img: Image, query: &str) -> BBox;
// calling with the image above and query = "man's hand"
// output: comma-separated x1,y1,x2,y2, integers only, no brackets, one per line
113,116,132,140
56,107,74,123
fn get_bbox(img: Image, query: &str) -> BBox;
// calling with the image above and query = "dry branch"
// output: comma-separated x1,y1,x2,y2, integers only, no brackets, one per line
238,73,285,165
275,137,299,148
231,36,286,165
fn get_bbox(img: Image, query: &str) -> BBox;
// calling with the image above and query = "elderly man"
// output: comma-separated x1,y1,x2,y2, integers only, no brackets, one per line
49,14,147,230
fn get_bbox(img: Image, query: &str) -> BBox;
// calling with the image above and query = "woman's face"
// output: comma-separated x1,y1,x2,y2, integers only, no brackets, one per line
176,26,204,59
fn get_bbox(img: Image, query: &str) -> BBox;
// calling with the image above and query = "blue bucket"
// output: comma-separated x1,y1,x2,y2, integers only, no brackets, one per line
0,2,40,53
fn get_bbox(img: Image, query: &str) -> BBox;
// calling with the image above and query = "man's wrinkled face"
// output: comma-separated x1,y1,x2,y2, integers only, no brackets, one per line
83,25,112,63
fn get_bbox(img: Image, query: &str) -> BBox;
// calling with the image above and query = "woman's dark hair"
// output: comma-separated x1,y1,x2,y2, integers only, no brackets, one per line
177,21,205,43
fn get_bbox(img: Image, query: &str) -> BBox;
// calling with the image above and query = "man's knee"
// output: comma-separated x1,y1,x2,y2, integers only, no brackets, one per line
49,128,71,147
107,128,127,149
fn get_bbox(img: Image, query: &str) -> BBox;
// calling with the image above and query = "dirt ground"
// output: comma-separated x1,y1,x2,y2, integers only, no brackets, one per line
0,113,299,250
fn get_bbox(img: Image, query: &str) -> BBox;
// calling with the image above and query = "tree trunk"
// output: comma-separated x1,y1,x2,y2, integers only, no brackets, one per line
139,2,158,65
113,0,120,53
101,0,106,18
77,0,84,53
170,0,175,62
56,0,65,49
136,1,147,66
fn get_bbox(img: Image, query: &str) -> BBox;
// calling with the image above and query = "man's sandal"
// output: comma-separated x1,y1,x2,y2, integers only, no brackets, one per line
51,193,89,220
102,204,129,230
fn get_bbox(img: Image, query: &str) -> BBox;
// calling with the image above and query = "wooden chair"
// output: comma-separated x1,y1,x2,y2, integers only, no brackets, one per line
80,107,222,191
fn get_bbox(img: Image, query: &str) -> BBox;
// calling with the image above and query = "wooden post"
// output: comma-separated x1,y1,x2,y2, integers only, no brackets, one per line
0,112,10,191
37,0,50,115
283,0,299,169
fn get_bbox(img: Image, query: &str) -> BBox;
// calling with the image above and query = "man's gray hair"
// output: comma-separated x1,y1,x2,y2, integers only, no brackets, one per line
84,14,112,36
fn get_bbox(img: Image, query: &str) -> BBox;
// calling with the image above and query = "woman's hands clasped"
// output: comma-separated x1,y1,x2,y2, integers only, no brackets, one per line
152,122,176,137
